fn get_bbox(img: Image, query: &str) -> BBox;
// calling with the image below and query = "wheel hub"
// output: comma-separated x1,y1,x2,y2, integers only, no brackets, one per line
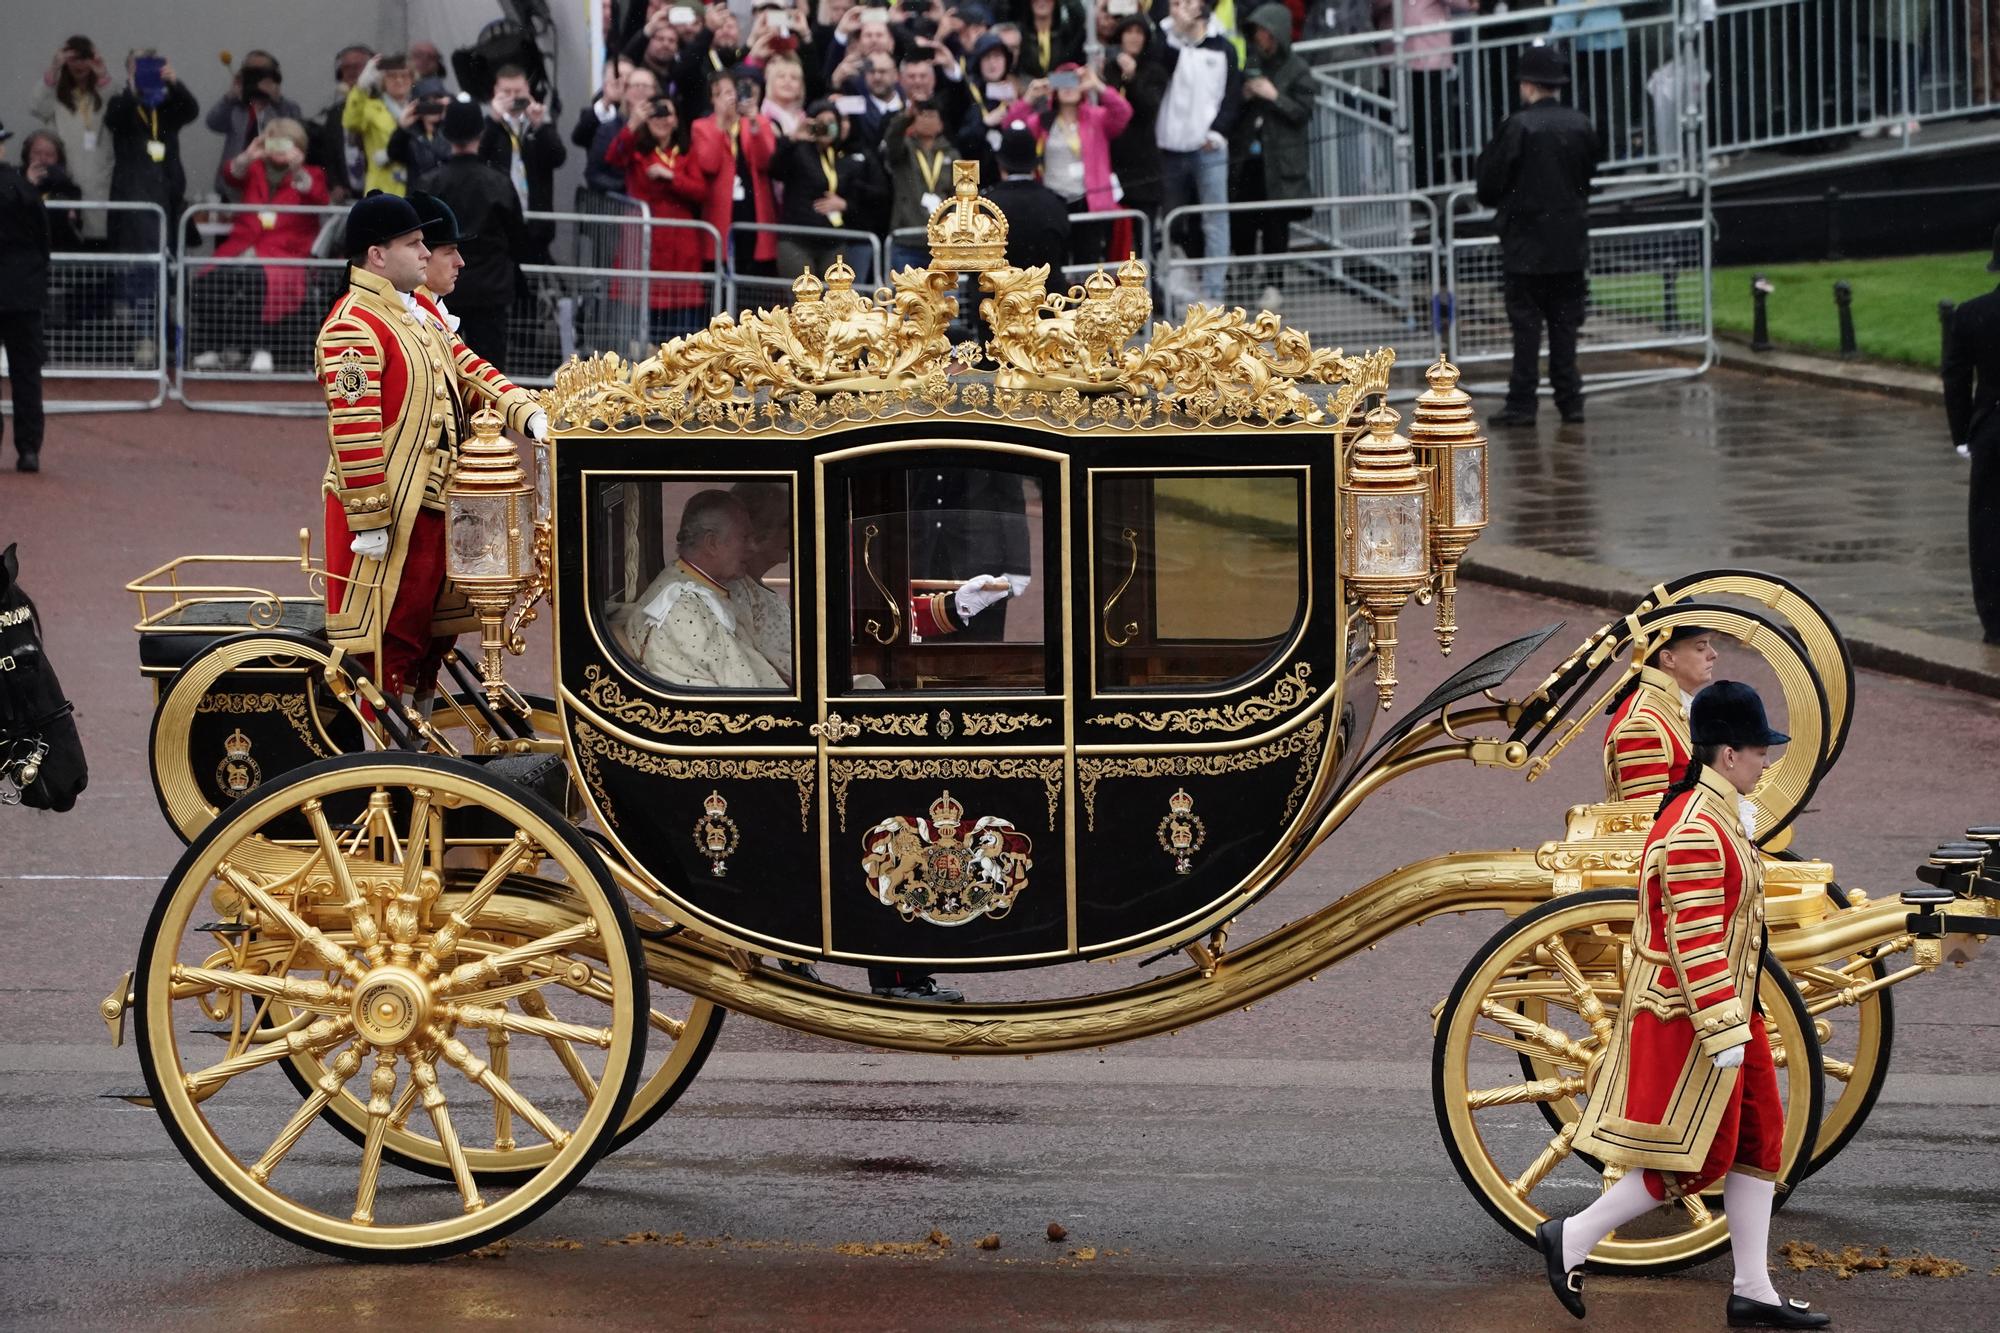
352,967,431,1046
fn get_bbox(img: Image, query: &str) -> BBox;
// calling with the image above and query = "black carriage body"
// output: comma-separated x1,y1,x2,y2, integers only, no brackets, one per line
552,418,1349,969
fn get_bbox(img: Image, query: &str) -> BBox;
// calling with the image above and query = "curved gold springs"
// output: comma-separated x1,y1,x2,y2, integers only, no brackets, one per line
1101,527,1140,648
859,523,900,645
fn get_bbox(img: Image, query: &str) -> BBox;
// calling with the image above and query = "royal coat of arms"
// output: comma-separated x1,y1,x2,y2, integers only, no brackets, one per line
1157,787,1206,875
693,790,739,877
859,790,1034,926
215,727,262,801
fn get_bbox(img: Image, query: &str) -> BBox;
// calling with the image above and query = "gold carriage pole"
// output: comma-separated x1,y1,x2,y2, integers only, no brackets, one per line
444,406,536,705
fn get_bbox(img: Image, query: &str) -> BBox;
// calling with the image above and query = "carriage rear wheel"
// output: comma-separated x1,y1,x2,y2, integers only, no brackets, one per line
1793,881,1894,1178
134,753,647,1260
1433,890,1822,1275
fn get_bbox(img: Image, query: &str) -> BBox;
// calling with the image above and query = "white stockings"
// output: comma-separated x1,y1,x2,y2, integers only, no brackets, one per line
1724,1171,1780,1303
1561,1169,1657,1271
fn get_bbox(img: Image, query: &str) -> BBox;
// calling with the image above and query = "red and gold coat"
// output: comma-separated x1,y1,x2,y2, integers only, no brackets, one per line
1574,767,1769,1185
316,266,538,660
1602,665,1693,802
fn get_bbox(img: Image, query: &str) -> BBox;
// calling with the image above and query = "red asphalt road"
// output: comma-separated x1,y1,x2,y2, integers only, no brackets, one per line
4,405,1999,1329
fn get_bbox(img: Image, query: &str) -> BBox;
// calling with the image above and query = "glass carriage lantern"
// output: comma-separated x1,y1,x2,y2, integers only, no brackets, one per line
1407,357,1489,657
1340,401,1433,711
445,405,534,705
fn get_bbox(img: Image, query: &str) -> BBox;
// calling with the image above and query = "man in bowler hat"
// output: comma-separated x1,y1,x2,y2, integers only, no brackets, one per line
1547,681,1831,1330
1940,222,2000,643
315,190,545,702
417,95,528,371
1474,39,1602,428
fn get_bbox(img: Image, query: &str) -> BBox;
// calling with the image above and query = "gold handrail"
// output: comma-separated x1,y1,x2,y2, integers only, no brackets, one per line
1101,526,1139,647
859,523,900,645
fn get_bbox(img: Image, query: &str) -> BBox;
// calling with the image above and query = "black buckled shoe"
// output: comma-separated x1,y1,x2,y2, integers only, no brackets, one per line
1727,1294,1831,1328
1536,1218,1586,1319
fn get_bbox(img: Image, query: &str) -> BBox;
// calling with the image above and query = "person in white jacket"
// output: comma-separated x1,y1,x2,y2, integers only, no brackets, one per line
1154,0,1241,306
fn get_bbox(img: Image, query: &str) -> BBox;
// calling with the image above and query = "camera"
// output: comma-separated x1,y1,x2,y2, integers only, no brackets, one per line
1108,0,1137,14
1049,69,1081,91
510,96,530,113
418,97,448,115
809,118,836,138
909,16,939,40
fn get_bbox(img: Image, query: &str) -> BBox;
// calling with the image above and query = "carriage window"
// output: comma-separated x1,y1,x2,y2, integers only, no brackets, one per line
843,467,1047,693
1095,473,1303,689
591,478,794,692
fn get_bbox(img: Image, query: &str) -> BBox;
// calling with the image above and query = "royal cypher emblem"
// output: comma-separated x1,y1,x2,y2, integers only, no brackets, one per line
860,789,1034,926
331,347,369,405
1157,787,1206,875
693,790,739,877
215,727,262,801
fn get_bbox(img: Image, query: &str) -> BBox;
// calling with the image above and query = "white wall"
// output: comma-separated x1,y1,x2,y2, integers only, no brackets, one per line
2,0,596,220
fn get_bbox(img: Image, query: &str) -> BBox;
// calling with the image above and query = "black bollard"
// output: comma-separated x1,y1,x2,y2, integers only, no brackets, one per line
1662,266,1679,334
1750,274,1772,351
1833,280,1858,360
1940,298,1957,368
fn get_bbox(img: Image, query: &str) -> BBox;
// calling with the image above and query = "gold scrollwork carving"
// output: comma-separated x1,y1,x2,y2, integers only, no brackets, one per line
1094,663,1316,735
1076,716,1324,831
573,721,815,832
829,756,1064,833
194,691,325,754
856,713,929,737
958,710,1044,737
581,665,801,734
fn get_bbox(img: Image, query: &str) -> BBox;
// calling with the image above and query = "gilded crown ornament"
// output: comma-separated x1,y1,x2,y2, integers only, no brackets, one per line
928,789,966,832
926,159,1009,271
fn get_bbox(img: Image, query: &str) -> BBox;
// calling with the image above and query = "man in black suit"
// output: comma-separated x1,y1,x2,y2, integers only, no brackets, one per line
1942,223,2000,644
1474,40,1603,428
419,98,529,372
477,64,566,264
0,120,50,471
984,122,1071,277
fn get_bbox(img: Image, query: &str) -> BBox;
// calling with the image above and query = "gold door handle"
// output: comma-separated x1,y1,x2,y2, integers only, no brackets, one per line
1101,526,1140,648
810,712,861,743
859,522,900,646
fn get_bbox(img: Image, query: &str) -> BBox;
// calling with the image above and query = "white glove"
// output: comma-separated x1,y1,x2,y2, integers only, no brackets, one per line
350,529,390,560
1711,1044,1746,1071
357,55,383,93
953,574,1016,622
1737,796,1758,839
1004,574,1031,598
526,409,549,442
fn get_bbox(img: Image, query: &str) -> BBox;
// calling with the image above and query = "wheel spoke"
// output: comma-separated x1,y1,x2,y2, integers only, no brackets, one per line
439,920,599,994
491,1025,515,1153
433,1029,571,1147
1472,1027,1584,1067
411,1054,484,1213
1510,1122,1577,1199
1820,1056,1854,1082
650,1009,686,1042
221,864,365,984
520,990,601,1100
351,1049,399,1225
416,833,538,978
447,1001,616,1049
183,1016,354,1095
1466,1074,1586,1109
171,965,349,1015
1542,934,1614,1047
1679,1191,1712,1226
304,799,386,967
250,1042,367,1183
1479,999,1593,1067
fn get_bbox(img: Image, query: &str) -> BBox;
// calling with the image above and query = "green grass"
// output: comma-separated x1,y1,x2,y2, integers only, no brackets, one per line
1710,252,1997,368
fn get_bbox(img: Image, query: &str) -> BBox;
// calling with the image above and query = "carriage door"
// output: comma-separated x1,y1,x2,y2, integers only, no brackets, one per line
814,441,1074,968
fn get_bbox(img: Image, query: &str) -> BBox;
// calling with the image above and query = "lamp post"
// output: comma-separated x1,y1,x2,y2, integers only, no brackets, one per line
444,406,535,705
1408,358,1489,656
1340,401,1433,710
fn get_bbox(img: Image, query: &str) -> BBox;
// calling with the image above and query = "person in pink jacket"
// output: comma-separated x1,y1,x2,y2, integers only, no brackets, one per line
1375,0,1476,189
1006,62,1132,270
188,117,330,373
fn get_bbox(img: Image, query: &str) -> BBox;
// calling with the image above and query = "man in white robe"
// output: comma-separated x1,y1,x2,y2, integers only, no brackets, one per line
615,490,793,689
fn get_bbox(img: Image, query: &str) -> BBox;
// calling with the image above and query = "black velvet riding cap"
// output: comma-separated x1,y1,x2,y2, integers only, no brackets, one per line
1691,679,1790,749
344,190,424,257
406,190,473,247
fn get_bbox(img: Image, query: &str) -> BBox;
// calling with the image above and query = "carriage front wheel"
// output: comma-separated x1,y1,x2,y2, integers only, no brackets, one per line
1432,890,1822,1275
134,752,648,1260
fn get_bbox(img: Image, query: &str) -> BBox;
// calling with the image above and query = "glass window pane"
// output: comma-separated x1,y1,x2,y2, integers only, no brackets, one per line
1096,473,1303,690
843,467,1047,693
590,478,794,692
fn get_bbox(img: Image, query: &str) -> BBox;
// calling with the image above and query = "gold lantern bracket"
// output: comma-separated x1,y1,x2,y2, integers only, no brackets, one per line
446,406,536,706
1407,357,1490,657
1340,401,1434,711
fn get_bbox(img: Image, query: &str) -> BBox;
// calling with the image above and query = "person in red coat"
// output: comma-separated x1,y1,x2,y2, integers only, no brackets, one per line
604,96,710,342
672,69,778,278
189,118,328,373
1601,622,1716,802
1543,682,1830,1331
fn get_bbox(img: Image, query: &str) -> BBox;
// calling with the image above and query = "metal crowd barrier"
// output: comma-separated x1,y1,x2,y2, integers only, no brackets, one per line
1441,174,1712,396
1160,193,1444,374
729,223,884,312
1,201,170,416
1298,0,2000,195
176,202,348,416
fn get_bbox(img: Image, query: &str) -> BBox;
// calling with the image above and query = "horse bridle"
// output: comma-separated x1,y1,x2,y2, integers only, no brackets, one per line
0,641,71,804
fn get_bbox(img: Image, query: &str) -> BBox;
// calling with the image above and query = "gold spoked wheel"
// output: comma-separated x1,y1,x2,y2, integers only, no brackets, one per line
278,874,724,1180
1434,890,1822,1274
1789,882,1893,1178
134,753,648,1260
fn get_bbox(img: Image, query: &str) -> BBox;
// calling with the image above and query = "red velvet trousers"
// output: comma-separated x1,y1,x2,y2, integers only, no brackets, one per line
324,497,455,696
1643,1014,1784,1200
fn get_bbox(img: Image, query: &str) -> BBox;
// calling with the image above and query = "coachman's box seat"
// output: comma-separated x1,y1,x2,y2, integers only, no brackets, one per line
138,601,328,673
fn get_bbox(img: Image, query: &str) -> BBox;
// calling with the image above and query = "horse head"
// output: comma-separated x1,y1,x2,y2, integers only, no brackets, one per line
0,543,88,812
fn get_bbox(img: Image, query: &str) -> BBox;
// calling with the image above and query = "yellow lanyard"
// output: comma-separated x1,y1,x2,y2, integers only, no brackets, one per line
653,146,679,172
915,147,945,193
726,121,740,160
1038,30,1051,69
144,107,160,141
819,147,843,227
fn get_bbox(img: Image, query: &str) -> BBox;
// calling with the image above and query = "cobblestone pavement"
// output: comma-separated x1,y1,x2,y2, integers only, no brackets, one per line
1479,365,1987,647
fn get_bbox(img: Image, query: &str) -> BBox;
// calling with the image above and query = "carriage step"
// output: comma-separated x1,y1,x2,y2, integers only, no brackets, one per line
99,1088,154,1108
